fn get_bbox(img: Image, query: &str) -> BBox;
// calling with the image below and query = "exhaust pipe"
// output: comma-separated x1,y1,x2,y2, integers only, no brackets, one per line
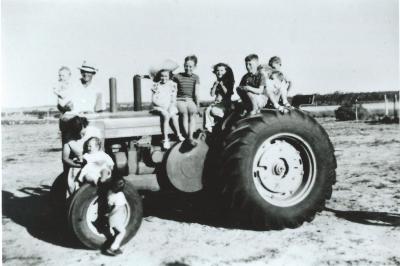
133,75,142,111
109,77,117,113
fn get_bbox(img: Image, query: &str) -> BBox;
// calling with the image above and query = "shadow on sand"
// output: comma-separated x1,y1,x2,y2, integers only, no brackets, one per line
141,191,233,228
2,175,82,249
325,207,400,226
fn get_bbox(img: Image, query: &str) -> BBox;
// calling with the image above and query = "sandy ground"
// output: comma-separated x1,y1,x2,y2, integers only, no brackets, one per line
2,118,400,266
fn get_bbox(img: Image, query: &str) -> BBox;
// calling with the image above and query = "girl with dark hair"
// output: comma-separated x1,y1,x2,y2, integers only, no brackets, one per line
61,116,102,196
204,63,235,132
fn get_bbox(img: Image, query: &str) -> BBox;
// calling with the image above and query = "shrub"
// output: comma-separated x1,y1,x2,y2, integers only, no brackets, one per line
335,104,369,121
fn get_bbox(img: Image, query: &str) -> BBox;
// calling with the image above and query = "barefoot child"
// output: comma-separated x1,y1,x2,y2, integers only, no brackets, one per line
173,55,200,147
75,137,114,188
267,56,291,108
236,54,267,115
152,69,185,149
266,70,291,113
104,177,128,256
204,63,235,132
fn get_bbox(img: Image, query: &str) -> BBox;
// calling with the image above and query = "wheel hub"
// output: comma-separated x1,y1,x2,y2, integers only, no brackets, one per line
252,134,316,207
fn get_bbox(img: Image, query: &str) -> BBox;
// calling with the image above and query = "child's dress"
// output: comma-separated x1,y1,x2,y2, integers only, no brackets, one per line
151,80,178,115
77,151,114,184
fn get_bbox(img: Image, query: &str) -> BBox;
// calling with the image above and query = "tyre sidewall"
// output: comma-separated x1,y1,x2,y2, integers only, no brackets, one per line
68,181,143,249
229,110,334,225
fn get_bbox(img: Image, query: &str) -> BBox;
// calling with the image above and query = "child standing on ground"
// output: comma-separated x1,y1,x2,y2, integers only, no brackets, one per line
104,177,128,256
204,63,235,132
173,55,200,147
152,69,185,149
237,54,267,115
75,137,114,189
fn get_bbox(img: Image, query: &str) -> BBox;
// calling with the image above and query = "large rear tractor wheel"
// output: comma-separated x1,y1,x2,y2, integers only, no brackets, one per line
68,181,143,249
221,109,336,229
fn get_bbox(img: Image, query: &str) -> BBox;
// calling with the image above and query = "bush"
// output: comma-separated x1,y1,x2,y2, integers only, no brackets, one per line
335,104,369,121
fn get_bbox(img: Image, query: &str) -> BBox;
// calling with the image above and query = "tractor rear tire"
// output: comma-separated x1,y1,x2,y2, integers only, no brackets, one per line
68,181,143,249
220,109,336,229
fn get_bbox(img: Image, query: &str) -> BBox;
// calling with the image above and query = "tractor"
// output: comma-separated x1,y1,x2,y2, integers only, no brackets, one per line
52,75,336,249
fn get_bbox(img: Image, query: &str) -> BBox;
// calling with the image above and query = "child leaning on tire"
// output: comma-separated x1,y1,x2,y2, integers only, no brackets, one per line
103,177,128,256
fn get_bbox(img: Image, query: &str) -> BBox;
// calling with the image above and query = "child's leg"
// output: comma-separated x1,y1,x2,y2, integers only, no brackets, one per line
236,87,252,112
204,105,214,132
110,227,126,250
171,114,184,140
177,101,189,137
158,109,170,141
246,92,259,113
210,106,224,118
187,101,198,140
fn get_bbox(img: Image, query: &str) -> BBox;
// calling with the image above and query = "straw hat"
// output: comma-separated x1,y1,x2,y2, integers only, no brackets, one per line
78,60,98,74
149,59,179,77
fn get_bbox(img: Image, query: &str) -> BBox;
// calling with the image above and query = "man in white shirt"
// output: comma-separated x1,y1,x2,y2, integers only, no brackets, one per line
58,61,106,114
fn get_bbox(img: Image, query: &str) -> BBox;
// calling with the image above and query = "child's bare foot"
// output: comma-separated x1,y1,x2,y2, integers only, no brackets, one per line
103,248,122,256
177,134,185,142
162,139,171,149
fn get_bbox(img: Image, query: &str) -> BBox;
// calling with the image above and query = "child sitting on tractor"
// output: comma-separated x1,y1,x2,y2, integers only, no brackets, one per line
265,70,291,113
173,55,201,147
204,63,235,132
236,54,267,115
151,69,185,149
75,137,114,188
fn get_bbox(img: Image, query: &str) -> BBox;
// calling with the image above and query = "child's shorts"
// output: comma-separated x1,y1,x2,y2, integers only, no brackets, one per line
176,98,197,115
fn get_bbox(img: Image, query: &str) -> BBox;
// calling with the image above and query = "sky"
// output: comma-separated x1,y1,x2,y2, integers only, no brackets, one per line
1,0,399,108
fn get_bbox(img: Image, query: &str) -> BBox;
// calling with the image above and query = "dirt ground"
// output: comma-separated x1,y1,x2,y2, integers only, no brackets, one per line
2,118,400,266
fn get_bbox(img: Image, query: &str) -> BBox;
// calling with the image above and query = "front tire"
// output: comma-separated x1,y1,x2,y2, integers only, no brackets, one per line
68,181,143,249
221,109,336,229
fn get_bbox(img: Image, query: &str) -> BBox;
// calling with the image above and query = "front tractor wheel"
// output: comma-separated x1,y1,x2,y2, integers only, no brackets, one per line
221,109,336,229
68,182,143,249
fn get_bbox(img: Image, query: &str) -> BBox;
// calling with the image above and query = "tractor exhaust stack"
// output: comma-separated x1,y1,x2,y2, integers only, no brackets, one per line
133,75,142,111
109,77,117,113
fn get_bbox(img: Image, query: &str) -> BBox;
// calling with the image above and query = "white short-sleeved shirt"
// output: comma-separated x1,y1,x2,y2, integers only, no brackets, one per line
108,191,128,207
152,81,177,108
68,79,106,113
266,79,289,104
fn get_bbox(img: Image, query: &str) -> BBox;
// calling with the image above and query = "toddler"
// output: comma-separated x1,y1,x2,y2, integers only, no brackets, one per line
173,55,200,148
104,177,128,256
53,66,74,112
152,69,184,149
76,137,114,187
237,54,267,115
204,63,235,132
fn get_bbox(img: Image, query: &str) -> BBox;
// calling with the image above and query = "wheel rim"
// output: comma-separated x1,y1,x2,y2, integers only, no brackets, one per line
252,133,316,207
86,197,131,237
